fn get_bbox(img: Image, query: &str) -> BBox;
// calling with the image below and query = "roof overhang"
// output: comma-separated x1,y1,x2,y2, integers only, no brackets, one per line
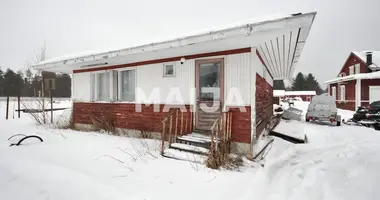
33,12,316,79
324,71,380,85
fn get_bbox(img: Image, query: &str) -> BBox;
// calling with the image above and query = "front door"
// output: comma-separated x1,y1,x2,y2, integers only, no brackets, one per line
195,58,224,132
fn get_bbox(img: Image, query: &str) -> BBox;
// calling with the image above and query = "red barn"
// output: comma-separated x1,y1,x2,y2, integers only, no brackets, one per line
325,51,380,111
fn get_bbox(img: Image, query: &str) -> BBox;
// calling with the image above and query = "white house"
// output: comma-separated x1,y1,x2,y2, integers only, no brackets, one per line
33,12,316,156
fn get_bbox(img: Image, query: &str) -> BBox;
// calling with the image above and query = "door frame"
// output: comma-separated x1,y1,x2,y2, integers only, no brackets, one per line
194,58,225,130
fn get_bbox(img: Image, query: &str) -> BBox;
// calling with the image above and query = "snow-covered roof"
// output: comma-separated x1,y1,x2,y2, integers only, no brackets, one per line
32,12,317,79
324,71,380,84
273,90,286,97
36,13,297,66
285,91,316,96
353,51,380,68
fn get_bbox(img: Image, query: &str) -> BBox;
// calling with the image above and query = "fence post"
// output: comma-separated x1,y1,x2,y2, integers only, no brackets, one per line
50,89,53,123
6,97,9,120
18,96,20,118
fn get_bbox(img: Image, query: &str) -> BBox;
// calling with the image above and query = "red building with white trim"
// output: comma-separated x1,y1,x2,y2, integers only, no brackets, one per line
325,51,380,111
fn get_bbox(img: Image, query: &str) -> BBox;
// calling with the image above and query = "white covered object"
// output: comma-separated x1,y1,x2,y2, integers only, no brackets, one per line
282,107,303,121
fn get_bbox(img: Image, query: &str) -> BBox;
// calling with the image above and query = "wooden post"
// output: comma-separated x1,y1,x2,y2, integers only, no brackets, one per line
180,112,184,136
41,73,46,124
189,111,192,133
5,97,9,120
210,129,214,156
184,112,188,134
161,122,166,155
169,116,173,145
50,89,53,123
174,109,179,142
17,96,20,118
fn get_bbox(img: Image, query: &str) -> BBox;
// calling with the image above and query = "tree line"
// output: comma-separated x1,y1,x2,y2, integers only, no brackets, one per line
0,67,71,97
273,72,326,95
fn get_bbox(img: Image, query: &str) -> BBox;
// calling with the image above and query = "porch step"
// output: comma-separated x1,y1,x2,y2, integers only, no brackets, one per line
169,143,210,156
176,136,211,149
162,148,207,163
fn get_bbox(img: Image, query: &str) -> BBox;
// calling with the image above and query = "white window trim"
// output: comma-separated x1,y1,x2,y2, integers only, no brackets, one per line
91,70,111,102
340,85,346,101
332,86,336,100
118,68,137,103
369,86,380,103
163,63,176,77
349,66,354,75
355,64,360,74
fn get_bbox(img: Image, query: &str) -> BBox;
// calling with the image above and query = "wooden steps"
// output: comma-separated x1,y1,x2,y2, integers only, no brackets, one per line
162,133,217,162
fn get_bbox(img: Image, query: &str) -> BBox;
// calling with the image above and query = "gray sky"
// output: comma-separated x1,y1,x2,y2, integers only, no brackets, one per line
1,0,380,87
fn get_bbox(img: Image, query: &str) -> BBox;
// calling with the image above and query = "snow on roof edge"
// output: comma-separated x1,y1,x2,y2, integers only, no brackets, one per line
273,90,286,97
285,91,316,96
324,71,380,84
33,11,317,68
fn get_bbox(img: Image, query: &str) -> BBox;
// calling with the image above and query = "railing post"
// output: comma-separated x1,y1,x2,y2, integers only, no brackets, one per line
210,129,214,156
161,122,166,155
169,115,173,145
175,109,179,142
189,111,192,133
180,112,184,136
184,111,188,134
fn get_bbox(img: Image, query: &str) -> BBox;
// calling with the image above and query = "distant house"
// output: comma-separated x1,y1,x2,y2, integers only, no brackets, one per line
273,90,286,104
274,90,316,102
324,51,380,111
284,91,316,101
32,13,316,155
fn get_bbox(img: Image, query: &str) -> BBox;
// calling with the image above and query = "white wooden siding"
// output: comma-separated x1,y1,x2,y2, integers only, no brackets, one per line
72,72,91,102
136,60,195,104
71,52,263,106
225,53,251,106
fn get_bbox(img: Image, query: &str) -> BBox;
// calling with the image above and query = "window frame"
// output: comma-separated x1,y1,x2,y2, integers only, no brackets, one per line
117,68,137,103
91,71,111,102
349,65,354,75
163,63,176,77
340,85,346,101
355,64,360,74
332,86,337,100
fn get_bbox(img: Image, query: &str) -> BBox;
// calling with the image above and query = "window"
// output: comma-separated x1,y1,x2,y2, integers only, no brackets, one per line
339,72,346,77
340,85,345,101
119,69,136,101
90,72,110,102
332,86,336,100
96,72,108,101
163,64,175,77
349,66,354,75
355,64,360,74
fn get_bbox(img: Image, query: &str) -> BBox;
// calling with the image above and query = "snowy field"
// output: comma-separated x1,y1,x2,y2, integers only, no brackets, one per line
1,100,380,200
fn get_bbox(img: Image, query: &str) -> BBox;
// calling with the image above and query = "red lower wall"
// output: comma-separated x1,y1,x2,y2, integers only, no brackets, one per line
256,74,273,138
73,103,193,134
73,103,253,143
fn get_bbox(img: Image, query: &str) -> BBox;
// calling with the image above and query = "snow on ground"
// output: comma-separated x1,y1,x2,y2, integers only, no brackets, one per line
244,101,380,200
0,99,256,200
1,99,380,200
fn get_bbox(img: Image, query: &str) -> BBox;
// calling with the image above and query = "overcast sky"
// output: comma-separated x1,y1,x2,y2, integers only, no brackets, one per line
1,0,380,87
